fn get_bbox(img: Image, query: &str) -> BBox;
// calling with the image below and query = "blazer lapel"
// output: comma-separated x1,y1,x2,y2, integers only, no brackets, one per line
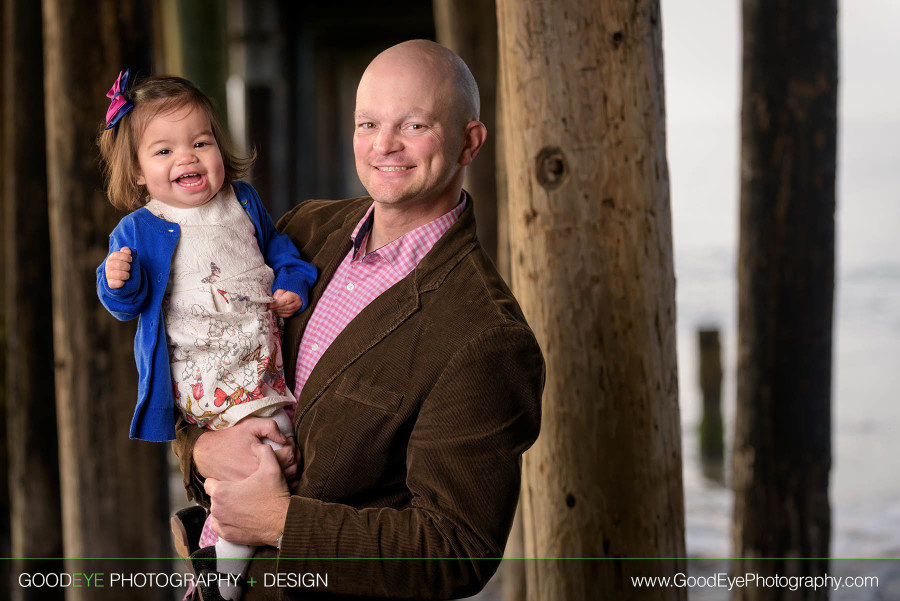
295,275,421,420
290,192,480,420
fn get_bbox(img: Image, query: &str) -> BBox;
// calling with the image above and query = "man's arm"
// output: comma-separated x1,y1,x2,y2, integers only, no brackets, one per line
206,325,544,599
171,415,298,506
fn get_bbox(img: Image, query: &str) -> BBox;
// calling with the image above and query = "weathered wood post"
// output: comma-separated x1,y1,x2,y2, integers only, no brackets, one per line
0,4,8,594
497,0,685,599
41,1,168,598
698,328,724,483
732,1,837,598
3,1,65,599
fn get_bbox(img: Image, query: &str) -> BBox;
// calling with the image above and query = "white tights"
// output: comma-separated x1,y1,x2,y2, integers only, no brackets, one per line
214,408,293,600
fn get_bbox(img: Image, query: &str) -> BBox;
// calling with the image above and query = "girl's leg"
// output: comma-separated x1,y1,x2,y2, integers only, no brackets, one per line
212,538,254,600
261,407,294,450
207,407,294,600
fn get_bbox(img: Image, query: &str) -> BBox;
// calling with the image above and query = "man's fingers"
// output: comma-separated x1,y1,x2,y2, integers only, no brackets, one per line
250,417,285,445
204,477,220,497
255,445,290,495
272,443,294,466
255,443,283,474
206,514,223,538
282,462,299,482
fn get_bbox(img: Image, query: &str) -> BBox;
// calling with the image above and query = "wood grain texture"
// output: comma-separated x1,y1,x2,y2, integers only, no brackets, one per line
3,1,65,598
42,1,168,597
497,0,684,598
733,1,837,597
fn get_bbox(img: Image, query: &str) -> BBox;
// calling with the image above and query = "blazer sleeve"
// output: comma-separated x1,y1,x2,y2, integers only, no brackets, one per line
172,414,209,506
272,325,544,599
96,221,148,320
234,181,318,313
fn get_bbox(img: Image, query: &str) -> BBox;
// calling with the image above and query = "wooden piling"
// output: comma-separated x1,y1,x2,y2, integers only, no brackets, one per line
42,2,168,598
3,1,65,598
698,328,724,483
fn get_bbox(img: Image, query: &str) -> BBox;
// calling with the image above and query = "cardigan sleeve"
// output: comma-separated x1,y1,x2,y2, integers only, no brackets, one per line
269,325,544,600
96,220,149,320
233,181,318,313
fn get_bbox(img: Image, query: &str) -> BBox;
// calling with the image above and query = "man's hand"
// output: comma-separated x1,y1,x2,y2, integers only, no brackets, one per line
105,247,132,289
194,417,299,482
205,444,291,547
268,289,302,317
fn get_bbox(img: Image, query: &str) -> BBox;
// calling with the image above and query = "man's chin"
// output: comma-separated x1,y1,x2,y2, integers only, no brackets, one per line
365,187,416,206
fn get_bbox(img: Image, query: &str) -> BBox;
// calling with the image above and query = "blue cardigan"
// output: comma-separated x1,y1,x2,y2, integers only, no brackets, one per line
96,181,317,441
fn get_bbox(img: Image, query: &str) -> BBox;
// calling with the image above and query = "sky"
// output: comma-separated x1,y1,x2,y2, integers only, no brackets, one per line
661,0,900,271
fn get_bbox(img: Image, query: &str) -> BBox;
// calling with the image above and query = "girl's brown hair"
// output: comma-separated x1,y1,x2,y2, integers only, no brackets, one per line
98,75,255,211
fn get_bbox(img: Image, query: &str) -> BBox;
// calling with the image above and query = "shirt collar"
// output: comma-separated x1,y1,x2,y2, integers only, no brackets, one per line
351,206,375,258
350,192,468,268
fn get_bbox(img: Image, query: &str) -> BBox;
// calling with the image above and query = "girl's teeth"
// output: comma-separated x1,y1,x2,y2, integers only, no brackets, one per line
177,174,203,186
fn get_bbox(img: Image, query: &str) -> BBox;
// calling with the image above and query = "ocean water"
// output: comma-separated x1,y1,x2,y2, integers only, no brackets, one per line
678,247,900,559
677,246,900,599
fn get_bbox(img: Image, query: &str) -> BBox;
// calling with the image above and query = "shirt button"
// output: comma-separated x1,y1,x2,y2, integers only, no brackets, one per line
346,282,355,291
311,343,319,351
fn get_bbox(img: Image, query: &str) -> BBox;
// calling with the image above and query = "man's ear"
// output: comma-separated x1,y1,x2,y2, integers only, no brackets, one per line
458,120,487,166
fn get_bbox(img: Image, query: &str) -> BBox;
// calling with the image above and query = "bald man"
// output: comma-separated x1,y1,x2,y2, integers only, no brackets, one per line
173,40,544,600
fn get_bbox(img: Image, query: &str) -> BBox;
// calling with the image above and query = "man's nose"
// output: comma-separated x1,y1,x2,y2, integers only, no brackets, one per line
373,128,402,153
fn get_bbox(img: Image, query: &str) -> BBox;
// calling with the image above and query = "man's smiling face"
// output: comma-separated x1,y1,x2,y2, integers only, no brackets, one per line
352,49,466,213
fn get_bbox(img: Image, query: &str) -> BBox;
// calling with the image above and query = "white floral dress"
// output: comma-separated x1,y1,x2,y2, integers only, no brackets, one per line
145,187,295,430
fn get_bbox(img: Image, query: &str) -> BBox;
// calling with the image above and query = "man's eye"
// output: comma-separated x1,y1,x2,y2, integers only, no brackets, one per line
409,124,424,130
358,122,375,129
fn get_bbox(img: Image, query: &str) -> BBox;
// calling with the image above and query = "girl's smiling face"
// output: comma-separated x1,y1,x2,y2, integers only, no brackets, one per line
135,104,225,209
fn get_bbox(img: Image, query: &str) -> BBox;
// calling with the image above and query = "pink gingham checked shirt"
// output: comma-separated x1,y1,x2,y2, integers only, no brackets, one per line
293,195,467,395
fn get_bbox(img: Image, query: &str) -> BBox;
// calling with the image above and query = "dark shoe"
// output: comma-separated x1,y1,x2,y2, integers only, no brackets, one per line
190,545,244,601
171,505,207,559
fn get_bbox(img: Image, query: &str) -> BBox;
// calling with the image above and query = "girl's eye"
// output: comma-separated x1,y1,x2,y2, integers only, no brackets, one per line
156,149,171,156
195,141,210,148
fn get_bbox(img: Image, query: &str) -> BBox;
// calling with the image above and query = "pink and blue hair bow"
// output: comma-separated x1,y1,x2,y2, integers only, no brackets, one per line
104,68,133,130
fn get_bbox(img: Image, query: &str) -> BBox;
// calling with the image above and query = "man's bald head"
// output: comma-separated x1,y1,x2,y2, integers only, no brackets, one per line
363,40,480,127
353,39,487,215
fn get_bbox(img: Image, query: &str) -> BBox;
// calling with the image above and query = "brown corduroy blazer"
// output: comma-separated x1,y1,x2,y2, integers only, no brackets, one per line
173,195,544,600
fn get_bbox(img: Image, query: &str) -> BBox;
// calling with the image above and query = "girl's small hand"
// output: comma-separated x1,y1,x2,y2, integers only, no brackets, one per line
105,247,133,289
269,289,302,317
